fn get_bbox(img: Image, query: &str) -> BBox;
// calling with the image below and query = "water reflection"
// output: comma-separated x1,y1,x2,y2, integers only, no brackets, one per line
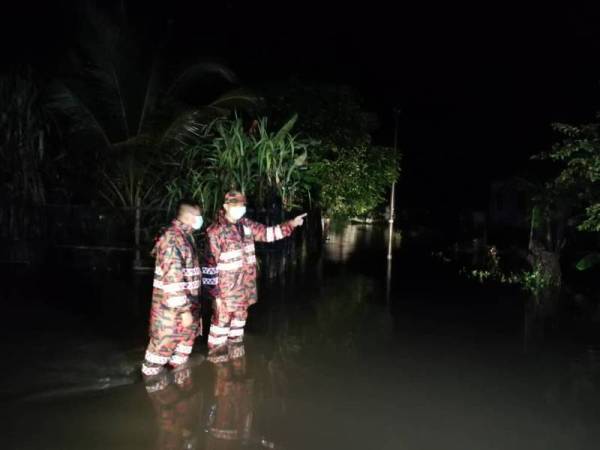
324,223,401,263
206,351,263,449
145,366,204,450
5,223,600,450
142,345,282,450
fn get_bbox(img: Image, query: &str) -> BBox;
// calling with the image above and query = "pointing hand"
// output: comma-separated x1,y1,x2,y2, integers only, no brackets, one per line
292,213,308,228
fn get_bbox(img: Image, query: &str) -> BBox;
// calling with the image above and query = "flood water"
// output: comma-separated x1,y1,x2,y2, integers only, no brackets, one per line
2,224,600,450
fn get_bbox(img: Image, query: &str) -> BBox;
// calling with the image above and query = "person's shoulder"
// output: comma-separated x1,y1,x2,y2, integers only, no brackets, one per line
163,226,186,245
240,217,257,226
206,222,222,236
155,226,172,245
154,228,176,255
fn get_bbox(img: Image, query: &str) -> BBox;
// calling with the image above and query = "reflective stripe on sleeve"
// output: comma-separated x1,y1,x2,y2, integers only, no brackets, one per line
266,227,275,242
153,280,200,292
217,260,243,271
165,296,187,308
274,225,283,240
182,267,201,276
220,249,243,260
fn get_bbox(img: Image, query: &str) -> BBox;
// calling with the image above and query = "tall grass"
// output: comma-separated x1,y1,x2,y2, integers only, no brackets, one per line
163,115,310,220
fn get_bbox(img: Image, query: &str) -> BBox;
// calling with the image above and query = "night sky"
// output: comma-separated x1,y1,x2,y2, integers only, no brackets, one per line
4,1,600,210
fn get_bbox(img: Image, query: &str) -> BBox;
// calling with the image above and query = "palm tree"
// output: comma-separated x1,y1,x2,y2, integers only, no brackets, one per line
0,67,63,246
47,1,258,268
49,1,257,155
0,67,54,207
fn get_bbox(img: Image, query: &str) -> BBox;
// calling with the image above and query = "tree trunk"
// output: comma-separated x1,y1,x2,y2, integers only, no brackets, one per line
528,244,562,321
133,200,142,269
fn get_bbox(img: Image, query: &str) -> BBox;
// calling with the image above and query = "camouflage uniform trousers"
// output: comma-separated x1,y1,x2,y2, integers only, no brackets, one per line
207,299,248,363
142,300,201,376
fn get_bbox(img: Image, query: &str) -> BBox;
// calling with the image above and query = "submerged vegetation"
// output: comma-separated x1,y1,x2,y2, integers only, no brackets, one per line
448,117,600,312
461,245,559,297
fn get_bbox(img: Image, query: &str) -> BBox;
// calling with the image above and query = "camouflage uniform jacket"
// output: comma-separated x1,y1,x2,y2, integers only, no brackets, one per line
202,212,294,307
152,219,201,312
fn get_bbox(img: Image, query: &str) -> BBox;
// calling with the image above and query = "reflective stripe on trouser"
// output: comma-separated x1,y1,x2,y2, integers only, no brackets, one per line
208,303,248,352
142,302,200,374
228,318,246,343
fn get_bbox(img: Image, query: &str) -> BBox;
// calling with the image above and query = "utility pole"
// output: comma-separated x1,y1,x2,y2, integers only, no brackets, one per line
387,108,401,260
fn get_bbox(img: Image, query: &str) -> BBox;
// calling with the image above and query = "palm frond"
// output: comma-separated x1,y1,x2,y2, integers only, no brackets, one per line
274,114,298,143
137,50,163,135
166,62,239,98
158,110,213,149
209,88,262,112
45,81,113,150
112,134,158,153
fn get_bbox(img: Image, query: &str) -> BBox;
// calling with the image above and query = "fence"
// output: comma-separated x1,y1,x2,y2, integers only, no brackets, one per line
0,202,323,277
1,202,164,266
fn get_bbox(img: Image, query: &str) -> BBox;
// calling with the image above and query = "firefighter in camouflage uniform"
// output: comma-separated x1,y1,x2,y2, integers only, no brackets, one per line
142,200,204,377
202,191,306,362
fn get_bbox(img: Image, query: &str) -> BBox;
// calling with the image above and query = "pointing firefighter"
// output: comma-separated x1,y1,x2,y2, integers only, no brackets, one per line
202,190,306,362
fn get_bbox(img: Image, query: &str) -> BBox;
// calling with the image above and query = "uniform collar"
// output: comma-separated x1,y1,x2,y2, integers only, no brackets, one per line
172,219,194,234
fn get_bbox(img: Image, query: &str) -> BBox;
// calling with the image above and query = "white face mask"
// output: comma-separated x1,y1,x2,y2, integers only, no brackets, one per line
228,206,246,221
192,215,203,230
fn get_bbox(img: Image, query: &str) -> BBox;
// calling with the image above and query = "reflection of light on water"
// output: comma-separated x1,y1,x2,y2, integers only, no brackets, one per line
387,229,403,251
325,224,360,262
325,224,402,262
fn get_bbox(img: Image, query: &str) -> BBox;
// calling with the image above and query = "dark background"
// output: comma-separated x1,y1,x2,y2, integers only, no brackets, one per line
3,1,600,212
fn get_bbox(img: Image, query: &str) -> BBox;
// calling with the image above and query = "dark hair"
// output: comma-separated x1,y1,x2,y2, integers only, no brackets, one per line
176,198,201,218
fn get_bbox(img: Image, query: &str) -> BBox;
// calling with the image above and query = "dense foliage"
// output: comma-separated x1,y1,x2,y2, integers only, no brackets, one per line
309,146,399,218
163,115,310,220
264,81,400,219
1,4,402,262
536,122,600,232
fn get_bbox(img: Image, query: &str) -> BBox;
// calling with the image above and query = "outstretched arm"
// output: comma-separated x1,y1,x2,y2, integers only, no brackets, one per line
244,213,307,243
